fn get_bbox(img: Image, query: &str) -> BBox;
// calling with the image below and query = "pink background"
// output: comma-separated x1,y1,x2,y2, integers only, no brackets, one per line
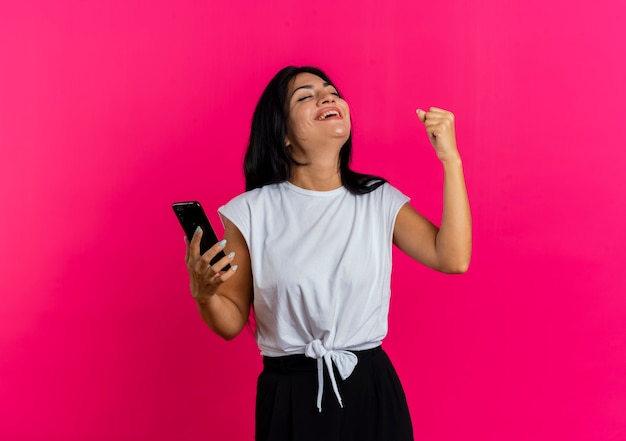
1,1,625,440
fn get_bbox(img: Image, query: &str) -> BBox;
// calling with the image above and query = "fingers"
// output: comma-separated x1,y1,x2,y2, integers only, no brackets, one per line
189,263,239,299
186,236,238,299
186,227,221,273
215,262,239,282
187,226,229,265
188,226,203,259
426,106,448,113
416,107,454,124
193,239,227,273
195,248,228,274
416,107,455,136
415,106,460,163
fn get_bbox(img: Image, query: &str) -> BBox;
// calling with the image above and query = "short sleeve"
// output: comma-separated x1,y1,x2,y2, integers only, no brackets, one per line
218,193,252,246
381,183,411,229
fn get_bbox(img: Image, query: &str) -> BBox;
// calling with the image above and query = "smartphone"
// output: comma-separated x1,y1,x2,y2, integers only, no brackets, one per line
172,201,230,269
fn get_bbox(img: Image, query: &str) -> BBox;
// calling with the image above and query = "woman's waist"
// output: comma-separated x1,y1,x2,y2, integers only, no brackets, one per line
262,344,383,373
258,336,383,357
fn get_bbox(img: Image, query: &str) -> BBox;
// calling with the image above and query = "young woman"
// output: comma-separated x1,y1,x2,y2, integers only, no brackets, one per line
184,66,471,441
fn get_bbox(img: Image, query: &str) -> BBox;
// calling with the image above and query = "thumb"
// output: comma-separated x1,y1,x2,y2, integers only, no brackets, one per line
416,108,426,123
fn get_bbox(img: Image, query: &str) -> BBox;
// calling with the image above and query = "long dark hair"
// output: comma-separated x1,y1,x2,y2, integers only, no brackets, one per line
244,66,386,194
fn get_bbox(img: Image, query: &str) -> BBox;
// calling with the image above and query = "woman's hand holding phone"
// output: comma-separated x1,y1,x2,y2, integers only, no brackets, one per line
185,227,238,301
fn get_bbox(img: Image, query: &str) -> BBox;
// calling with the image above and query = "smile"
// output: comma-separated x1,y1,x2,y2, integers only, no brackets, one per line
317,109,342,121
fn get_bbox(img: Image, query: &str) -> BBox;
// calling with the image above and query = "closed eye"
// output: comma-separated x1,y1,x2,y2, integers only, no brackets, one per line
297,95,312,102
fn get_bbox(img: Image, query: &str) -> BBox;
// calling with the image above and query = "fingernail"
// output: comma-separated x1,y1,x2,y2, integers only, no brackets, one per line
231,265,238,272
218,239,227,247
195,226,202,234
227,252,235,258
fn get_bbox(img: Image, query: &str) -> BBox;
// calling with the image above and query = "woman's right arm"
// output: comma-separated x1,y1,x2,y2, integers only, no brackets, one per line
185,218,253,340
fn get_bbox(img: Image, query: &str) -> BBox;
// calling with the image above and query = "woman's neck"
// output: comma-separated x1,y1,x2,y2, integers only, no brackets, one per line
289,163,342,191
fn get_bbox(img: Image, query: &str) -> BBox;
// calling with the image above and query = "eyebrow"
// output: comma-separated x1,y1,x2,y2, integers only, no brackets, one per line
290,82,335,98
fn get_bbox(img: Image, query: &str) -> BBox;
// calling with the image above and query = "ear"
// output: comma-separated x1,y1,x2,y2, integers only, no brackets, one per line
284,134,291,148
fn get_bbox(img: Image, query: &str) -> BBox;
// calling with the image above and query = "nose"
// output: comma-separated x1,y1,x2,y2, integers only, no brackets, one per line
318,91,336,105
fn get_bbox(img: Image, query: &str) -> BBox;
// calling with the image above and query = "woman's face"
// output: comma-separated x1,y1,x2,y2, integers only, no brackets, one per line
284,72,351,152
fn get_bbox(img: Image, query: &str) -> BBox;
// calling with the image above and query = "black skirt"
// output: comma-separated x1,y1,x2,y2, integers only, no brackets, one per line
256,346,414,441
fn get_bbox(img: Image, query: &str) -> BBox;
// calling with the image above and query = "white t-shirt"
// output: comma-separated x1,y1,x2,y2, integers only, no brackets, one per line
219,181,410,410
219,180,410,354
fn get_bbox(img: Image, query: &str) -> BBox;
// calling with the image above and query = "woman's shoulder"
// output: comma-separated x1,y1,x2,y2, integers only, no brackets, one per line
367,181,410,201
223,183,283,207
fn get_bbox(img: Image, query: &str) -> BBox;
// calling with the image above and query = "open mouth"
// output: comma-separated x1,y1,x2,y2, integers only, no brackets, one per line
317,110,342,120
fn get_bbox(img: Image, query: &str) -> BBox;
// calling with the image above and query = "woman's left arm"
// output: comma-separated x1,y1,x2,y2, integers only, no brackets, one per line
392,107,472,274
